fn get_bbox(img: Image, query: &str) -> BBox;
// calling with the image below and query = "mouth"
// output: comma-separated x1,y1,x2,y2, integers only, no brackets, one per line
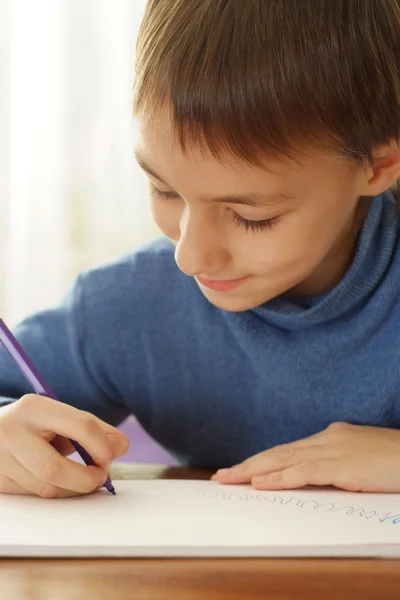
196,275,251,292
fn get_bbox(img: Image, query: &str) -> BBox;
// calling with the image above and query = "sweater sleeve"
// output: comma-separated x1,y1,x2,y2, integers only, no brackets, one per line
0,275,129,426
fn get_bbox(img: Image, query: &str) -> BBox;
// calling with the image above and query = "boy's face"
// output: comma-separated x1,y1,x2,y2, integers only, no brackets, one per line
135,114,368,311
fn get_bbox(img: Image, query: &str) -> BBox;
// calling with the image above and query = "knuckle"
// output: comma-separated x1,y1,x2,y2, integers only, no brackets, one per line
37,460,61,484
327,421,348,433
298,460,319,476
270,471,284,484
238,460,252,475
75,412,97,435
18,394,41,409
38,484,60,499
274,444,296,464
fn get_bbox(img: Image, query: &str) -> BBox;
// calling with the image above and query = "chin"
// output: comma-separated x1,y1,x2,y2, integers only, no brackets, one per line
200,289,274,312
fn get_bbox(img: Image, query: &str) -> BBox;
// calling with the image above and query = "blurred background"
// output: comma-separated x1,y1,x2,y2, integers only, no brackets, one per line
0,0,175,465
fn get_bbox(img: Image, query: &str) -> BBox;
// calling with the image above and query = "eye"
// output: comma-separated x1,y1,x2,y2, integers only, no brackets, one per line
149,185,180,200
150,184,280,233
232,212,281,233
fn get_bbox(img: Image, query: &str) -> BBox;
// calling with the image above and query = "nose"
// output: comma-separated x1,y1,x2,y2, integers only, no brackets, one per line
174,209,230,277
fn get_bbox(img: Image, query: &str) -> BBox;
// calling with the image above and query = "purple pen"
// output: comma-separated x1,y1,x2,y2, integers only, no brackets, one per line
0,318,116,495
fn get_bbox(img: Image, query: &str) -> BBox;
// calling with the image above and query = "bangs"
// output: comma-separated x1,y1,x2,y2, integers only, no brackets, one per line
135,68,334,167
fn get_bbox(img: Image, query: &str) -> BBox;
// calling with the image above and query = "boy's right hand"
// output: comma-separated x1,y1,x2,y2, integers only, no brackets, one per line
0,394,130,498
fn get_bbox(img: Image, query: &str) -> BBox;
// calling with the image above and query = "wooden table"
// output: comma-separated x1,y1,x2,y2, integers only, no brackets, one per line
0,463,399,600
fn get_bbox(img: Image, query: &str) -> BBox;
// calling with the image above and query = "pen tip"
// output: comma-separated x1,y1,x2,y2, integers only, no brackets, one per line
104,474,116,495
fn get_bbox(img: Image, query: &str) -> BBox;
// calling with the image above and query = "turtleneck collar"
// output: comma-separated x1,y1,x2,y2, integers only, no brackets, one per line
252,192,397,330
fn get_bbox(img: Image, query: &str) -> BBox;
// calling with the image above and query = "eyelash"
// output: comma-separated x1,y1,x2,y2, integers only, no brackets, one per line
150,186,280,233
231,212,280,233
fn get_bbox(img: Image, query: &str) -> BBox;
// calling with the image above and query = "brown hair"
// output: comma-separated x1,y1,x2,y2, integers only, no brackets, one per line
134,0,400,167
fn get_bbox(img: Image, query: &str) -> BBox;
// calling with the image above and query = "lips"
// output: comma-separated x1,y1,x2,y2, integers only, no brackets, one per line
196,275,251,292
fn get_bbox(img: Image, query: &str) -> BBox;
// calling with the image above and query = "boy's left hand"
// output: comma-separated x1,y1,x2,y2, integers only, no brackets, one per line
211,422,400,493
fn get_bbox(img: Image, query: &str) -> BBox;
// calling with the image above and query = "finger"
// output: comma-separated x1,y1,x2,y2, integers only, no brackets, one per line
19,394,121,435
105,431,130,459
0,474,40,496
54,431,129,461
251,460,334,490
0,456,85,498
18,395,115,467
10,431,108,494
242,436,324,468
214,442,325,484
51,436,76,456
51,429,129,462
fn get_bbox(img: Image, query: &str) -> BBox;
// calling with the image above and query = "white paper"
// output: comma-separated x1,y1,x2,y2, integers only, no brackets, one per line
1,480,400,557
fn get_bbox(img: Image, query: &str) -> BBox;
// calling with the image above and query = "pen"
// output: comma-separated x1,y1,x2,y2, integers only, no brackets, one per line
0,318,116,495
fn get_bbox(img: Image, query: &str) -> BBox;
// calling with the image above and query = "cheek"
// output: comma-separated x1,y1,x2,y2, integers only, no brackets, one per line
251,240,311,277
151,199,181,241
245,218,332,278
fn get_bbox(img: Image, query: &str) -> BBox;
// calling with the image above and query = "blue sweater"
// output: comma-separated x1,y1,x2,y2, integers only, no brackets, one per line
1,192,400,468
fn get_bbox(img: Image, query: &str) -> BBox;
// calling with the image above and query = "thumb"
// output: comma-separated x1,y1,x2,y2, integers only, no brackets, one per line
106,431,130,459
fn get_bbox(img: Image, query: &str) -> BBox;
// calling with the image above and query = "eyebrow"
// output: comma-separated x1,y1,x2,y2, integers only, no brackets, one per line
135,152,293,207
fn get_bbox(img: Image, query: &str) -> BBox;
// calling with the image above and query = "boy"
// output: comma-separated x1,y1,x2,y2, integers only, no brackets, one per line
0,0,400,498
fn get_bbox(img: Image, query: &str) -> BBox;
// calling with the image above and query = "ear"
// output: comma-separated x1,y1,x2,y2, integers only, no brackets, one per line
359,144,400,197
